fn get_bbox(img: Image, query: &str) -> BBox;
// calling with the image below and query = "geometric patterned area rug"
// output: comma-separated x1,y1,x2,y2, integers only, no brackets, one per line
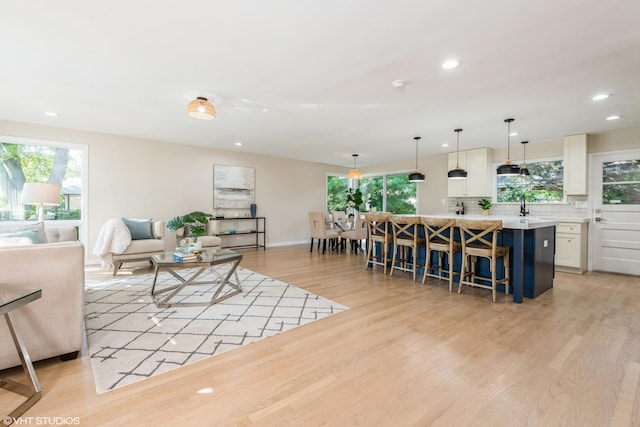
84,266,348,394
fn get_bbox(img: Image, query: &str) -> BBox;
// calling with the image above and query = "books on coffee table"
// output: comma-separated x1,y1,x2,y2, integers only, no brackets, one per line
172,252,198,262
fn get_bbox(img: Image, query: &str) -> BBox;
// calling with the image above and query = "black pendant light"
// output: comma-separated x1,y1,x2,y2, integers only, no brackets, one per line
448,128,468,179
496,118,520,175
408,136,425,182
519,141,530,176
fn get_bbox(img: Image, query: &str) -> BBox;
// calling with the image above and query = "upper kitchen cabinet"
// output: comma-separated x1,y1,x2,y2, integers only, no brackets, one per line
448,148,493,197
563,134,588,195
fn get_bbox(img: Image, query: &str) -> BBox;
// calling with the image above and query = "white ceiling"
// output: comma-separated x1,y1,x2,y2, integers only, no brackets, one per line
1,0,639,169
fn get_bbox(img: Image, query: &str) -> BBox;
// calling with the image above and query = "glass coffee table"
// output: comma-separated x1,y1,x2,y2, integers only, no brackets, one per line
151,248,243,308
1,285,42,421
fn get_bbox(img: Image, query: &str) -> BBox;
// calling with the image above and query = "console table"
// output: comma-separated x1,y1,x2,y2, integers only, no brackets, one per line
1,285,42,421
210,217,266,250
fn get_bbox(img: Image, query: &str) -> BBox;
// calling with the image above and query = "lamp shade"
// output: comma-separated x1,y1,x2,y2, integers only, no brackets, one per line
22,183,61,206
347,154,362,179
497,118,520,175
408,171,426,182
187,97,216,120
408,136,425,183
448,128,468,179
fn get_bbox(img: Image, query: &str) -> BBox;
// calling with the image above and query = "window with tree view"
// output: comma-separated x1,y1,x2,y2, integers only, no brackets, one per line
496,159,563,203
602,159,640,205
327,173,417,214
0,140,83,221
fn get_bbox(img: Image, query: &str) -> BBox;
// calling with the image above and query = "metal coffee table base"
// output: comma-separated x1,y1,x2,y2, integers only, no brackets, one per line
150,258,242,308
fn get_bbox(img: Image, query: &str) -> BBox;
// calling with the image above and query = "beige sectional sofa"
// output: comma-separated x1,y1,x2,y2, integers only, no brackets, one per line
0,226,84,370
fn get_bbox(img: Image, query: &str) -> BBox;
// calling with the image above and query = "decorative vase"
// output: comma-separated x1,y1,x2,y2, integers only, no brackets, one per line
482,210,489,216
250,203,257,218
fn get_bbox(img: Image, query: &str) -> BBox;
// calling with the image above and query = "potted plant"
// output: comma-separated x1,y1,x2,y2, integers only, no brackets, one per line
345,188,363,214
167,211,211,243
478,198,492,215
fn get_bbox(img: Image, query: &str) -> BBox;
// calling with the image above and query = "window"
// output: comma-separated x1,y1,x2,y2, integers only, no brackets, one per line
0,138,84,221
602,159,640,205
326,175,349,212
496,159,564,203
359,174,417,214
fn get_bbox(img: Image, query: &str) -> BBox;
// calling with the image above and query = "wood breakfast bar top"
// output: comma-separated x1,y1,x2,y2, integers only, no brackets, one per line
370,214,559,304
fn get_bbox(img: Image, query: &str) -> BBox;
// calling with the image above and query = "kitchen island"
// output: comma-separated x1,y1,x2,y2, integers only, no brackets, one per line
371,215,558,303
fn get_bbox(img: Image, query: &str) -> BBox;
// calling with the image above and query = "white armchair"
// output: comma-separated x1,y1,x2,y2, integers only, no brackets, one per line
93,218,166,275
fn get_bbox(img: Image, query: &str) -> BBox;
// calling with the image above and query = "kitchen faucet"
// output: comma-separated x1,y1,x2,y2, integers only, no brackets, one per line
519,194,529,217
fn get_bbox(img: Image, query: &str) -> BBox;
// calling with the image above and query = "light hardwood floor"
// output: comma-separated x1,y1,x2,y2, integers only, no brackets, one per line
2,245,640,426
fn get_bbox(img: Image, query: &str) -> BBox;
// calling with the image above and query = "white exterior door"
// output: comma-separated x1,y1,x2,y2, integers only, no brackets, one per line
590,150,640,275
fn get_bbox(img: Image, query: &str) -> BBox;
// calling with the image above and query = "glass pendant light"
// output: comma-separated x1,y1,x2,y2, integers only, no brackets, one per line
408,136,425,182
519,141,530,176
448,128,468,179
347,154,362,180
496,118,520,175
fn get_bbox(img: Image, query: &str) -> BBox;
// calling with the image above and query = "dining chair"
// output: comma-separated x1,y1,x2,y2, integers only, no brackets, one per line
340,213,367,254
389,215,425,282
309,211,341,254
456,219,510,302
421,217,461,291
364,213,392,274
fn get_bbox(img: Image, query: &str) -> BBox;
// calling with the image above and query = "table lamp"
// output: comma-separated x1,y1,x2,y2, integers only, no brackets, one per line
21,183,61,222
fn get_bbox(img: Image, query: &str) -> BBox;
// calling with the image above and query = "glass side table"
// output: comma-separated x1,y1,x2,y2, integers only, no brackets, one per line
0,285,42,422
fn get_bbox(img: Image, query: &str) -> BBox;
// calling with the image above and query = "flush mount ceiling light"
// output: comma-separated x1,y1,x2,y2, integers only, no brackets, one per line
606,115,621,121
519,140,530,176
391,80,406,91
442,59,460,69
497,118,521,176
592,93,610,101
347,154,363,180
408,136,425,183
448,128,468,179
187,97,216,120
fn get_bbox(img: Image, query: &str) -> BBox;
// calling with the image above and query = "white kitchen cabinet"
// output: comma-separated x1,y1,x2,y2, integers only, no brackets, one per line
555,221,588,273
563,134,588,196
447,148,492,197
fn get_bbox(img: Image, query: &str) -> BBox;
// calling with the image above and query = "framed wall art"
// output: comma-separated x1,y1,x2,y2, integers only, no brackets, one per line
213,164,255,209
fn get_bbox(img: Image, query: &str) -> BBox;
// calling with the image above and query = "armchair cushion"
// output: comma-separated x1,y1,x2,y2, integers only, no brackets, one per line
121,217,154,240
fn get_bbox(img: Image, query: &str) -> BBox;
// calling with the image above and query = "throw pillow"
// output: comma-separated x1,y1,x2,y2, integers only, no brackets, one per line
0,222,47,243
0,229,39,244
121,217,153,240
0,236,35,247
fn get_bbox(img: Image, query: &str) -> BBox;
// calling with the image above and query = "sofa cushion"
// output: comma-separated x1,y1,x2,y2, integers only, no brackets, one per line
121,238,165,254
121,217,153,240
0,222,47,243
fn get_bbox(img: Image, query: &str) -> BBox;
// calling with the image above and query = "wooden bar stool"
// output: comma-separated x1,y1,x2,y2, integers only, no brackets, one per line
390,215,425,281
364,213,391,274
456,219,510,302
421,217,461,291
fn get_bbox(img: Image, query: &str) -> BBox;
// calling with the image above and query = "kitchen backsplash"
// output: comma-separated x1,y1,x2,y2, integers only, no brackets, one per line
447,195,589,218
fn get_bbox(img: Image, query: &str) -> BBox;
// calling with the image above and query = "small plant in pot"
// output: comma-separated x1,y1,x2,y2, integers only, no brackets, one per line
167,211,211,244
478,198,492,215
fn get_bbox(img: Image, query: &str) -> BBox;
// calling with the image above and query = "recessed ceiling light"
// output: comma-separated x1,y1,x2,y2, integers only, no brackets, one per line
234,141,243,146
442,59,460,69
592,93,610,101
606,115,621,121
441,143,449,147
509,132,519,136
44,111,59,117
261,108,269,112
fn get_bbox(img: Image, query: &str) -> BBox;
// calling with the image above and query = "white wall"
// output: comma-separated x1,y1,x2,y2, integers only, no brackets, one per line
0,120,344,261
